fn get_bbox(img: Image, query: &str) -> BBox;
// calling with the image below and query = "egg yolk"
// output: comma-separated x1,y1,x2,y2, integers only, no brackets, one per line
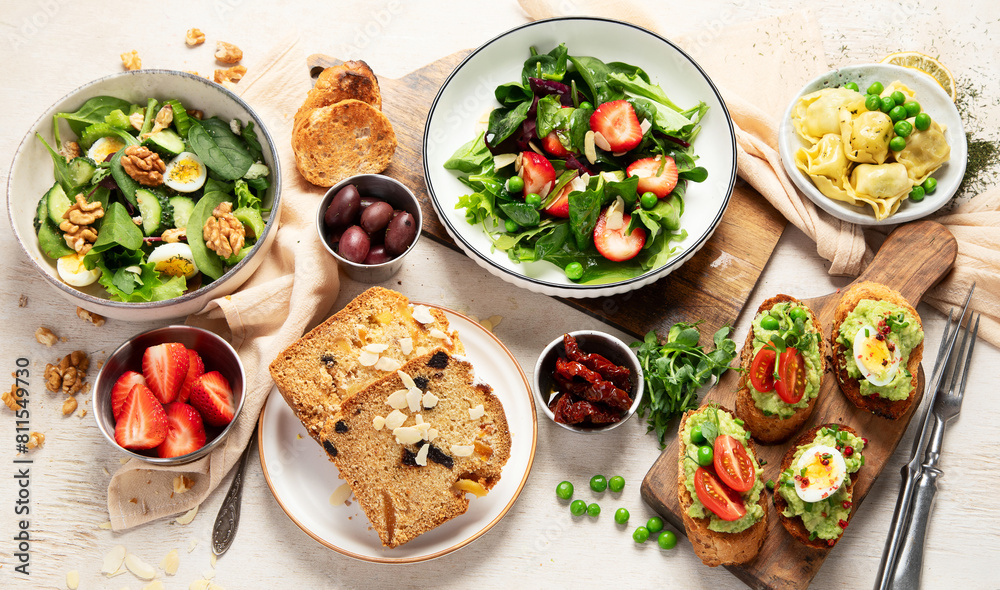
153,255,195,277
857,336,892,377
801,452,841,490
91,138,125,162
168,159,201,184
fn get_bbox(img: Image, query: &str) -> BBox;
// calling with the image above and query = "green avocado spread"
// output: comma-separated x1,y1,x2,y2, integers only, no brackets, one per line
682,408,764,533
836,299,923,400
749,302,823,418
776,426,866,540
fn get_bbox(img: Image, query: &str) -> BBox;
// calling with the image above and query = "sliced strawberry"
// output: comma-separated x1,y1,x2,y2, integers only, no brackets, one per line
544,175,585,219
626,155,679,198
111,371,146,421
114,383,168,450
156,403,207,459
541,131,574,157
589,100,643,152
142,342,190,404
177,348,205,404
189,371,236,427
594,209,646,262
519,151,556,198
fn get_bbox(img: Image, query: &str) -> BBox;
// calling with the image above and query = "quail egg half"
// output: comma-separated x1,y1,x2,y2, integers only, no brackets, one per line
852,324,902,386
57,252,101,287
163,152,207,193
147,242,199,279
793,445,848,503
87,136,126,163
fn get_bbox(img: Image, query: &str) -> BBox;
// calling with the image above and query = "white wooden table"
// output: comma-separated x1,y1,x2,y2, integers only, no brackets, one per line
2,2,998,588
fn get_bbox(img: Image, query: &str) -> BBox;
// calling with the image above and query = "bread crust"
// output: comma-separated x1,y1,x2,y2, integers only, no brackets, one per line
735,295,827,444
773,423,861,549
830,281,923,419
677,406,768,567
299,60,382,114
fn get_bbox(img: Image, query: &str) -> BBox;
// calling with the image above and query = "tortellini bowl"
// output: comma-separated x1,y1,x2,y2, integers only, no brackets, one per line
778,64,967,226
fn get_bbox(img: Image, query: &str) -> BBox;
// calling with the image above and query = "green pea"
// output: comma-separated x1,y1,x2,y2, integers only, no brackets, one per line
590,474,608,493
564,262,584,281
615,507,630,524
525,193,542,208
506,175,524,194
578,101,593,111
632,526,650,543
922,177,938,194
690,424,706,445
843,82,859,92
760,315,780,331
608,476,626,493
789,307,809,323
640,191,658,210
556,481,574,500
570,499,587,516
658,530,678,550
504,219,520,233
880,97,895,113
647,517,664,533
889,105,908,123
587,503,601,517
910,186,926,202
904,101,921,117
914,112,931,131
697,445,714,467
894,120,913,138
867,81,884,95
864,94,881,112
890,90,906,106
889,136,907,152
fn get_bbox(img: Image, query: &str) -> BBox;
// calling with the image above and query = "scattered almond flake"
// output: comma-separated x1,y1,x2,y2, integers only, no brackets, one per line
397,370,417,390
363,343,389,354
427,428,439,442
102,545,127,575
584,130,598,163
606,196,625,230
411,305,435,325
67,570,80,589
405,388,422,412
414,346,430,356
120,457,129,465
393,426,423,445
384,410,407,431
187,539,199,553
414,413,423,425
175,505,198,525
493,153,516,169
486,315,503,329
190,580,212,590
125,552,157,580
593,130,612,151
428,328,451,344
210,553,217,568
479,319,493,332
415,443,430,466
144,581,166,590
422,391,439,409
174,475,195,494
108,566,128,577
469,405,485,420
415,422,432,440
358,350,380,367
528,140,543,155
372,415,386,430
160,549,180,575
99,520,113,529
451,444,475,457
399,337,413,355
374,357,401,372
514,152,523,173
329,482,352,506
386,389,408,410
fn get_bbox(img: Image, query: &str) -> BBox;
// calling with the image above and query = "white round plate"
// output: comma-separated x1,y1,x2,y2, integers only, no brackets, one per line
423,17,736,298
258,305,537,563
778,63,967,226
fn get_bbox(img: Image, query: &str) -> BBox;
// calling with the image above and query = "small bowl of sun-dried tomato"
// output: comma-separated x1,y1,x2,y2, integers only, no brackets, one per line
533,331,644,433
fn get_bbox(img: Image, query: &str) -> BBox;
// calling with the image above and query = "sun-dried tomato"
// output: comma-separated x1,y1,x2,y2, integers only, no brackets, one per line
550,394,622,425
553,362,632,411
562,334,632,391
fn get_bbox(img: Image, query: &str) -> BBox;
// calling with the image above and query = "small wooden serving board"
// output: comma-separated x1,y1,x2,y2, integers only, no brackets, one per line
640,220,957,590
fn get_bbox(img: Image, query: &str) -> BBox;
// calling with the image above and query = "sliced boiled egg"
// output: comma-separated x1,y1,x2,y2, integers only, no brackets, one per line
87,136,126,163
57,252,101,287
793,445,847,503
147,242,199,279
853,324,902,386
162,152,207,193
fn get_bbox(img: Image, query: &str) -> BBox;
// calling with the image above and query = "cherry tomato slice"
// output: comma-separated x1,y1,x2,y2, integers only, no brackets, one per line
774,347,806,404
713,435,756,493
749,346,776,392
693,467,746,522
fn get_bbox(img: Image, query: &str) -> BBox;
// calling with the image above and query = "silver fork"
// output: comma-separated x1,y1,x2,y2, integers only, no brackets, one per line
889,313,980,589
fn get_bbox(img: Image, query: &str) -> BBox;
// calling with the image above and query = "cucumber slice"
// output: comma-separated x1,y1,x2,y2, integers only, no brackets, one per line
47,183,72,226
143,129,185,156
167,196,196,230
233,206,265,239
35,189,51,232
135,189,163,236
66,157,98,188
164,99,191,137
38,217,74,259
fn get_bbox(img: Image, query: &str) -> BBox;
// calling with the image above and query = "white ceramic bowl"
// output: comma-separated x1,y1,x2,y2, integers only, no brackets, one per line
6,70,282,320
423,17,736,298
778,63,966,226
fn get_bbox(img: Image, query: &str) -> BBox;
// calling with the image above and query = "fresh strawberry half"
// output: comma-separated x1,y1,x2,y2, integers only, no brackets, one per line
594,209,646,262
589,100,643,152
519,151,556,197
541,131,574,157
156,403,207,459
142,342,190,404
626,155,679,198
544,175,585,219
189,371,236,427
111,371,146,421
114,383,168,450
177,348,205,404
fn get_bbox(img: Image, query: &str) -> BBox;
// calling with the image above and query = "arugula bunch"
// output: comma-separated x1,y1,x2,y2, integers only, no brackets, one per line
632,322,738,447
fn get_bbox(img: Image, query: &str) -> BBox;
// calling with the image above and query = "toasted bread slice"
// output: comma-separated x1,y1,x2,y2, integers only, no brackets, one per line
735,295,827,443
774,423,862,549
677,406,768,567
830,281,923,419
268,287,462,442
320,351,511,548
291,99,397,187
299,60,382,114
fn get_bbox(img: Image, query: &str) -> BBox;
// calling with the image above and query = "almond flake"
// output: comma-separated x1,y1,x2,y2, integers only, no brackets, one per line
514,152,523,173
428,328,451,343
67,570,80,589
144,581,166,590
372,415,386,430
393,426,423,445
493,153,516,169
397,370,417,390
414,421,431,434
593,130,612,151
188,539,199,553
427,428,439,442
358,350,380,367
422,391,440,409
386,389,408,410
606,196,625,230
190,581,212,590
329,482,352,505
161,548,180,575
411,305,435,325
99,521,113,529
405,388,422,412
210,553,217,568
363,343,389,353
450,444,475,457
125,552,157,580
584,130,598,164
374,357,402,372
399,337,413,355
469,404,485,420
173,475,194,494
102,545,127,575
175,505,198,525
203,567,216,579
415,443,430,466
384,410,407,431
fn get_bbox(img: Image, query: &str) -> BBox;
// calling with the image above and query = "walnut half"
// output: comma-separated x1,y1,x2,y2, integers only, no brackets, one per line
121,145,166,187
185,28,206,46
121,50,141,71
203,202,245,259
215,41,243,64
59,193,104,255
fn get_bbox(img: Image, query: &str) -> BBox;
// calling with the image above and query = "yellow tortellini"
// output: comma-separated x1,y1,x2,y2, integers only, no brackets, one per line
791,87,864,144
839,108,894,164
847,163,912,220
896,119,950,183
794,133,854,204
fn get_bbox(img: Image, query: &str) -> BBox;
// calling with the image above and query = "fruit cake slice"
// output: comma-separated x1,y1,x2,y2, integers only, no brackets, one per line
269,287,463,442
320,349,511,548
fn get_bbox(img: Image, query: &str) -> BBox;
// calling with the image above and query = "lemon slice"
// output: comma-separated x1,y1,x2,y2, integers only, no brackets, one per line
881,52,956,101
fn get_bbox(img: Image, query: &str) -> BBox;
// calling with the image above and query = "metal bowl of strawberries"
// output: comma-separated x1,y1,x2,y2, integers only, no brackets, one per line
93,325,246,464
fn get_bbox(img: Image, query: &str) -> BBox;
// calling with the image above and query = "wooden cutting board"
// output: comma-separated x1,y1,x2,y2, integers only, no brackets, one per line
306,53,787,339
640,220,957,590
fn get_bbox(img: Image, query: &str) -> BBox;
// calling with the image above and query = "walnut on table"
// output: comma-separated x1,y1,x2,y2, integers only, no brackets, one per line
2,384,18,411
203,202,245,259
215,41,242,64
185,28,206,46
214,65,247,85
121,145,166,187
121,50,141,71
76,307,106,326
26,432,44,450
62,396,78,415
59,193,104,255
44,351,90,396
35,327,58,346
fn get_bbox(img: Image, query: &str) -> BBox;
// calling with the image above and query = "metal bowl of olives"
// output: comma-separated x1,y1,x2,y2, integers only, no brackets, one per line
316,174,422,282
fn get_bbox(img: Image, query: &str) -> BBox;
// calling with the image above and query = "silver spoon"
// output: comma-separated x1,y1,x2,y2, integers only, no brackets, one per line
212,425,257,556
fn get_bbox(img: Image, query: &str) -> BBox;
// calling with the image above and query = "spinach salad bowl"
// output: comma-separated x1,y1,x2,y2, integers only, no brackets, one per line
423,17,737,298
6,70,281,321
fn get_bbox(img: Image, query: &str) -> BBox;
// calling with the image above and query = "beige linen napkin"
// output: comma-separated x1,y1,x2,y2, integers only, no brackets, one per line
106,39,340,530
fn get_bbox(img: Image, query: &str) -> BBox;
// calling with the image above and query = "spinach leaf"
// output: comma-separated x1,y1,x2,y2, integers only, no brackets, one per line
455,190,495,225
53,96,132,146
91,201,143,253
234,180,260,210
499,202,540,227
35,133,78,196
186,191,230,279
567,105,593,151
604,176,640,210
187,118,254,180
444,133,492,174
607,72,685,112
567,188,603,250
485,101,530,148
535,95,573,138
522,43,569,83
109,149,141,207
204,177,234,195
240,121,263,161
494,82,532,107
629,194,682,240
680,166,708,182
533,221,570,261
568,56,625,105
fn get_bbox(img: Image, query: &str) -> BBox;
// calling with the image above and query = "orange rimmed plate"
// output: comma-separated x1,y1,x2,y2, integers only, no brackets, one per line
257,304,537,562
